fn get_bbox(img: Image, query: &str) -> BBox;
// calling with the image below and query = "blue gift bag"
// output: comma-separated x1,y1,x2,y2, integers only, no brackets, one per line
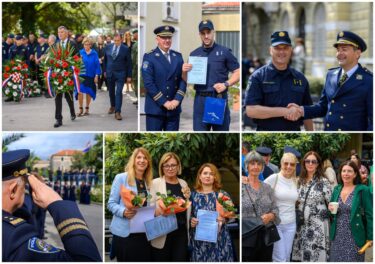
203,97,226,125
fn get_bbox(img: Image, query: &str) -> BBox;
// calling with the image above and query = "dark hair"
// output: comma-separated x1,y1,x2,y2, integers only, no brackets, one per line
299,151,324,185
337,161,361,185
242,141,251,152
349,153,362,168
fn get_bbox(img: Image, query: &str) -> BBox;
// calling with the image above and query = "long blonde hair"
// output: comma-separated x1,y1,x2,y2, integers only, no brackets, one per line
125,147,153,188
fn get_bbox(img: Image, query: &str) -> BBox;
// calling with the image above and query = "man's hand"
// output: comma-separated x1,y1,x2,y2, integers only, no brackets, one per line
182,63,192,72
213,82,227,94
163,101,173,110
28,174,62,209
94,76,98,84
169,99,180,110
285,103,303,121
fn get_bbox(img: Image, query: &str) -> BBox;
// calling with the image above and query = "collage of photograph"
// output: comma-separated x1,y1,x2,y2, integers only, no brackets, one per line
1,1,373,263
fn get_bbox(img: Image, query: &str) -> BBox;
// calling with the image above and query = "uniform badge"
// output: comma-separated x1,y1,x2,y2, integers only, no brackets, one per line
356,74,363,80
165,26,169,30
339,31,344,37
172,53,176,56
155,53,160,57
28,237,61,254
203,21,208,24
142,61,149,69
279,32,285,37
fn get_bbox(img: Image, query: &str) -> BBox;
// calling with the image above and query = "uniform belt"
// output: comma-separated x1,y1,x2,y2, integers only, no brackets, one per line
197,92,226,98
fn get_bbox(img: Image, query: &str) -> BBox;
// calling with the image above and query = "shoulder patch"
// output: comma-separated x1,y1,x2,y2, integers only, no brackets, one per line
28,237,61,254
3,215,25,226
142,61,149,69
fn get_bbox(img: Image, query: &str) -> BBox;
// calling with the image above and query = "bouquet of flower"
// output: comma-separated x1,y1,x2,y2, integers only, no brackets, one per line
2,57,30,102
41,44,85,97
216,191,237,219
25,79,42,97
156,190,191,215
120,185,151,209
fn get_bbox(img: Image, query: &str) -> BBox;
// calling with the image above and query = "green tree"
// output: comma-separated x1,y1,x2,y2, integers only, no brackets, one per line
242,133,352,165
105,133,240,184
2,133,25,152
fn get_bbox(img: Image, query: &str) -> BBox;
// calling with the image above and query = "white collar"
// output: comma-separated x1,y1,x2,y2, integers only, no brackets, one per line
342,64,359,79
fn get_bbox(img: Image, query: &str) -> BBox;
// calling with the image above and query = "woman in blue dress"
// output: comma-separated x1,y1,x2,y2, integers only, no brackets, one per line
189,163,235,262
76,37,101,116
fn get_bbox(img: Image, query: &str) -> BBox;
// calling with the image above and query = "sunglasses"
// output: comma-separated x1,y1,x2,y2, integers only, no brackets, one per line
283,162,296,167
304,159,318,165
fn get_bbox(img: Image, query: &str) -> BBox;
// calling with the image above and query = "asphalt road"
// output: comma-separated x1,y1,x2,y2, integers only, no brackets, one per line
2,88,138,131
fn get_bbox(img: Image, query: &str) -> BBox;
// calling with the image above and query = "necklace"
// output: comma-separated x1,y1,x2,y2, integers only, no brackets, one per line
136,178,144,189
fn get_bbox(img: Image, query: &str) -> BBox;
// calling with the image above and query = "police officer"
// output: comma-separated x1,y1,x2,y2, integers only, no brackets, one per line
245,31,313,131
183,20,240,131
2,149,101,261
35,34,49,87
2,33,14,63
27,32,38,80
288,31,373,131
9,35,27,60
256,146,279,179
142,25,186,131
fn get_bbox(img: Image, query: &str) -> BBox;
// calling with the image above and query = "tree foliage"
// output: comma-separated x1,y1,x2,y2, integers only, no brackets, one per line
242,133,352,165
2,133,25,152
105,133,240,184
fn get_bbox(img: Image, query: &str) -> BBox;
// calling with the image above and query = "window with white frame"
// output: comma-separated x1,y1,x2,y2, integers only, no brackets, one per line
162,2,180,22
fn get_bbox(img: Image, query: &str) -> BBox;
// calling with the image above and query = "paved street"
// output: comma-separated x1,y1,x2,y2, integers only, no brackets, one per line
140,91,241,131
44,202,103,259
2,88,138,131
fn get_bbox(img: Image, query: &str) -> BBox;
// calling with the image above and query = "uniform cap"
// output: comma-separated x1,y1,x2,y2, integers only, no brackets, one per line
333,31,367,52
256,147,272,156
15,35,23,40
199,20,214,32
2,149,30,181
154,25,175,37
271,31,292,47
7,34,14,39
283,146,301,159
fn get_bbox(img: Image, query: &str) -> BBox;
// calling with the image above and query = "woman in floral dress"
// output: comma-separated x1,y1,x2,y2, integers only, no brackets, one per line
292,151,332,262
189,163,235,262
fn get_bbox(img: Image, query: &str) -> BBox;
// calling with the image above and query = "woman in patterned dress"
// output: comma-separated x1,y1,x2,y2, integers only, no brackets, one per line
328,161,373,262
189,163,235,262
292,151,332,262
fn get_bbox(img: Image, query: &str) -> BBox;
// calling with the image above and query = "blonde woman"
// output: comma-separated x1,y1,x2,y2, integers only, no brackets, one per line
150,152,191,261
76,37,101,116
107,147,153,261
264,152,298,261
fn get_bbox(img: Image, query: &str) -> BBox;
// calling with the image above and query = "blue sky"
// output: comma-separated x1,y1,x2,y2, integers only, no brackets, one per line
4,133,99,160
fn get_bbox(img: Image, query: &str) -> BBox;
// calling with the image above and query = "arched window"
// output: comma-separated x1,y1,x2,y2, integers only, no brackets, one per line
313,3,326,58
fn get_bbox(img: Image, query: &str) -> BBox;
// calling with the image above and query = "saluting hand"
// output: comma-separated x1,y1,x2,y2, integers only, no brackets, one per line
28,174,62,209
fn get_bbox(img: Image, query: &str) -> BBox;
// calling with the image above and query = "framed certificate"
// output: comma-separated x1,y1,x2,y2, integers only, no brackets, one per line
195,209,218,243
144,214,178,241
187,56,208,85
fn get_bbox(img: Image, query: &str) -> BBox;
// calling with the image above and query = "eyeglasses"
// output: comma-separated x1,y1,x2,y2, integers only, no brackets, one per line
304,159,318,165
163,164,178,170
283,162,296,167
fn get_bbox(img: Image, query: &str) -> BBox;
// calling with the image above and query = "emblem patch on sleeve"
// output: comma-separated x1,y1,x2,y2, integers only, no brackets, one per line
28,237,61,254
142,61,149,69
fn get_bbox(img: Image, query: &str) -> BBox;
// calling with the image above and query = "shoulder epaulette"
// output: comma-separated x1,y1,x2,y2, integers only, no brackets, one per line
328,66,340,71
146,49,154,54
3,215,26,226
363,67,373,76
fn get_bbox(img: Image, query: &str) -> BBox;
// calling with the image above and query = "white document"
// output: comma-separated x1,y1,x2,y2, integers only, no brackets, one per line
129,205,156,233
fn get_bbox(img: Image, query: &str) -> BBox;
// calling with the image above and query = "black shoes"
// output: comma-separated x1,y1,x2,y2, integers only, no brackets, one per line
54,120,62,128
71,115,76,121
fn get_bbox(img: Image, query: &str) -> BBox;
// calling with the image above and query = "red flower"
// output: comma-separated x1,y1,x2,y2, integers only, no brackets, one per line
74,67,80,74
16,66,21,71
55,63,60,68
22,64,28,69
44,71,48,77
222,195,230,201
51,72,57,78
65,50,69,56
68,80,74,86
73,55,80,62
24,74,28,78
58,78,63,84
62,61,69,68
4,66,10,72
3,73,10,79
49,59,54,64
63,71,69,77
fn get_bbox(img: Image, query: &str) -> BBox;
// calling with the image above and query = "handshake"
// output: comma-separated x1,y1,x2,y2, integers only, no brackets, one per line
284,103,304,121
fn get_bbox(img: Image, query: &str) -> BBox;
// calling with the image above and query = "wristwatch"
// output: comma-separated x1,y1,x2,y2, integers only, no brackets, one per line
224,81,230,88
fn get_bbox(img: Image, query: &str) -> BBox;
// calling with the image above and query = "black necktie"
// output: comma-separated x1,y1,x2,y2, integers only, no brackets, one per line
338,73,348,87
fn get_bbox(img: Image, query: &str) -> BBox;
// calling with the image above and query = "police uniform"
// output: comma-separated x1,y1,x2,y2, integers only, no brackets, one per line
2,34,14,63
246,31,313,131
191,20,240,131
303,31,373,131
35,35,49,86
2,149,102,262
9,35,27,60
142,25,186,131
256,146,274,180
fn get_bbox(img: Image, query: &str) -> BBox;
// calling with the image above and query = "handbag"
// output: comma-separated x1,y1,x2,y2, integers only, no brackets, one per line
264,222,280,246
242,217,264,247
296,181,314,229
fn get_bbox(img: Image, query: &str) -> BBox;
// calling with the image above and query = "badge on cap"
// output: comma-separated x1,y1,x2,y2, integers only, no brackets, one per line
339,31,344,37
279,32,285,37
203,21,208,24
165,26,169,30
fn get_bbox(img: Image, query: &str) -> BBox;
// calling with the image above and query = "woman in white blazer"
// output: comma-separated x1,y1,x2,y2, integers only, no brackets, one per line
107,147,153,261
150,152,191,261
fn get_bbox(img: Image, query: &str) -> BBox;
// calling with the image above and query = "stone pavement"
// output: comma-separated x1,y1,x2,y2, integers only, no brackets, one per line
2,88,138,131
44,202,103,259
140,93,241,131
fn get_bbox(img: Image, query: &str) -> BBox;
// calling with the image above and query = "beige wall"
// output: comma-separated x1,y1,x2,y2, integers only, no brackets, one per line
51,156,74,172
140,2,202,61
203,13,240,31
